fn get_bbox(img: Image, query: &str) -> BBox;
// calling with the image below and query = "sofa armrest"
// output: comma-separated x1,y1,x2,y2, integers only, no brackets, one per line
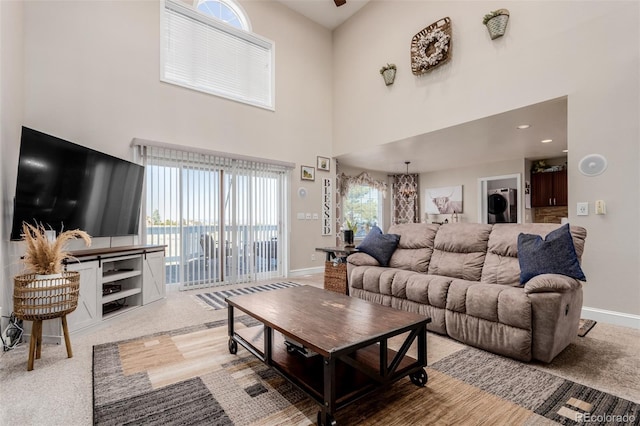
524,273,583,294
347,252,380,267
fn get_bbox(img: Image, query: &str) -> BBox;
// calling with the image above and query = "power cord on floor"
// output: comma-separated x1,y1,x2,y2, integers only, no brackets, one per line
1,312,24,352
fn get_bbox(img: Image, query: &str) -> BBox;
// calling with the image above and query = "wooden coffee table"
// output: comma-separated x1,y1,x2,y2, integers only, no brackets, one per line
226,285,431,425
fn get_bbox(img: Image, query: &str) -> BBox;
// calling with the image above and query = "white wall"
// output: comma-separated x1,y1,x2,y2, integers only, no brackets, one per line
9,0,333,282
334,1,640,316
0,0,24,327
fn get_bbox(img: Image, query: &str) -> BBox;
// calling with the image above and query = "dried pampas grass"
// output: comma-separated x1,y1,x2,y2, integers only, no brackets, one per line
21,222,91,275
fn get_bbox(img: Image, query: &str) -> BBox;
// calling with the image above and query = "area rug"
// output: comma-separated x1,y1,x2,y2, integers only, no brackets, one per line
192,281,301,311
93,319,639,425
578,319,597,337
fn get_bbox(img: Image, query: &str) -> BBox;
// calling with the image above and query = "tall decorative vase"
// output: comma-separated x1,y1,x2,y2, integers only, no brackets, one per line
343,230,354,247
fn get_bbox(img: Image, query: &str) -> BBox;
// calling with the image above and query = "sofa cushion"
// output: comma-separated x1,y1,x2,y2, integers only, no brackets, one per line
518,224,586,284
387,223,439,273
356,226,400,267
405,274,453,309
446,280,532,330
428,223,492,281
481,223,588,286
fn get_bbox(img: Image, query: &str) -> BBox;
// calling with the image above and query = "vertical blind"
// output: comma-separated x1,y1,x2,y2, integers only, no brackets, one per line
161,0,274,109
138,145,288,289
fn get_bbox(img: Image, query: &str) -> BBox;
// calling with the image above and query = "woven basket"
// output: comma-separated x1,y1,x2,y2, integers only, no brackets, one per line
13,271,80,320
324,261,348,294
486,11,509,40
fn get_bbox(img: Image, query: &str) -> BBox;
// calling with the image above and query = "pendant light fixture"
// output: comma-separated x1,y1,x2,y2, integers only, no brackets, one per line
398,161,417,198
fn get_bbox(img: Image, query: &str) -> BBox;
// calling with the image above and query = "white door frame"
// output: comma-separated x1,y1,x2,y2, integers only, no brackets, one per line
477,173,522,224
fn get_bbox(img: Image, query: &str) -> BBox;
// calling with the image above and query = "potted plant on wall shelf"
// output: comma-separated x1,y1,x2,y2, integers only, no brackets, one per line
379,63,397,86
483,9,510,40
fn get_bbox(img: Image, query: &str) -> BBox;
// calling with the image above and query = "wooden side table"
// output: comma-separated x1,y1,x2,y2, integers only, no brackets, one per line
315,246,359,295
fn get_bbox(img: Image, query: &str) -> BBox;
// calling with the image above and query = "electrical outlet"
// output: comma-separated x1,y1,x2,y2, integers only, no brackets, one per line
311,254,316,261
576,202,589,216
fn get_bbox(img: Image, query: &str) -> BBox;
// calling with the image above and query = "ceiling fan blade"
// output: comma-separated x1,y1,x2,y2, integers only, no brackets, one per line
334,0,346,6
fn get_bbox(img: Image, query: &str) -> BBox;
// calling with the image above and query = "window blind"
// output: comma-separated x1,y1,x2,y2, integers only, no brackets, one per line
139,144,288,289
161,0,274,110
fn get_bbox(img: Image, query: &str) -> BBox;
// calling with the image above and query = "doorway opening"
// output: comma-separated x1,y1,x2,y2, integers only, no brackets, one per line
477,174,522,224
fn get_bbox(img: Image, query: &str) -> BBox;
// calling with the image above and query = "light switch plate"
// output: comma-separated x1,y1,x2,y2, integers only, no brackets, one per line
595,200,606,215
577,202,589,216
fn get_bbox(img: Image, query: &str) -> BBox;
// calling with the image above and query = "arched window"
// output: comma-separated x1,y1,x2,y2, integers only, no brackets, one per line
163,0,273,110
195,0,250,31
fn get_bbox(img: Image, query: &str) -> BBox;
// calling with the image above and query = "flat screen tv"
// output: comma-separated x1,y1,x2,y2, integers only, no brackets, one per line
10,127,145,240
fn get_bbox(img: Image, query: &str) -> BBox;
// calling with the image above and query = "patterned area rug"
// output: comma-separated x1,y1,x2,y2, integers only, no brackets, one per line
93,319,639,425
192,281,301,310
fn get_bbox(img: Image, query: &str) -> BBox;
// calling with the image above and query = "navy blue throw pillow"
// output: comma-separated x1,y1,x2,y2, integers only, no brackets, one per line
517,224,586,284
356,226,400,267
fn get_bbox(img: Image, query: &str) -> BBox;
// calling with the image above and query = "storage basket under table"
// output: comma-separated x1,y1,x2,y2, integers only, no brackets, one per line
13,271,80,370
324,260,348,295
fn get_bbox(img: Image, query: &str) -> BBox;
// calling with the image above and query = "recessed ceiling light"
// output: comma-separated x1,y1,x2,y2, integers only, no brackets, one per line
517,124,531,129
541,139,553,143
562,149,569,153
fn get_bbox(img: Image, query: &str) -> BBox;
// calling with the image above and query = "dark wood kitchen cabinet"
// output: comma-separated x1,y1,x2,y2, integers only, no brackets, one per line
531,170,567,207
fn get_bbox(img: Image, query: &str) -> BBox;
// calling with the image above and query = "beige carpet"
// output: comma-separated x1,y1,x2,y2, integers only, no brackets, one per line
93,317,640,425
2,275,639,425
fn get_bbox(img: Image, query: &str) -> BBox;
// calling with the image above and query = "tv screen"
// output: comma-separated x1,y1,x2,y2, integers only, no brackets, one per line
10,127,145,240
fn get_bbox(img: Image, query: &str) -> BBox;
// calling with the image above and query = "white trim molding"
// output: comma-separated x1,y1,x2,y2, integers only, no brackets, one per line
581,306,640,329
288,267,324,277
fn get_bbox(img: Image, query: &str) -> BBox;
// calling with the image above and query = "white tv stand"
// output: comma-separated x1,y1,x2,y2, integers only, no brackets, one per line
64,245,166,333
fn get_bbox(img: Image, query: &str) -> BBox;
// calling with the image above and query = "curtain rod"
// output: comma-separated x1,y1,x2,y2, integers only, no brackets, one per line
131,137,295,169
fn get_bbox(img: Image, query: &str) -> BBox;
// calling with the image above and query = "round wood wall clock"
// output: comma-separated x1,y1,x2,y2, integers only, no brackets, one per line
411,17,452,75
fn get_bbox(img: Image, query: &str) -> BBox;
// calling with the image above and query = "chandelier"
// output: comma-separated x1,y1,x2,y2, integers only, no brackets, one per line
398,161,417,198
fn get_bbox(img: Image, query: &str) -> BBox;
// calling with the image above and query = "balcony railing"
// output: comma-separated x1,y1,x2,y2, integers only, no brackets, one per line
146,224,278,286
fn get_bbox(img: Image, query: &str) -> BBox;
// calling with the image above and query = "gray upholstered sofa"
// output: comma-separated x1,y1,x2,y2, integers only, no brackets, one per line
346,223,587,363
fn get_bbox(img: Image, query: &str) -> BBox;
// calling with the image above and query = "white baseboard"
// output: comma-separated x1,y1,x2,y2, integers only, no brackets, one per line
288,267,324,277
581,306,640,329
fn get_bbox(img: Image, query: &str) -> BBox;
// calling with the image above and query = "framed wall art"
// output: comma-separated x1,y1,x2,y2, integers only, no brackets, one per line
317,156,330,172
301,165,315,181
425,185,463,214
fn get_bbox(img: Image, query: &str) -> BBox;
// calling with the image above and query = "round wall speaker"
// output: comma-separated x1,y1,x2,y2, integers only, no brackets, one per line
297,187,307,198
578,154,607,177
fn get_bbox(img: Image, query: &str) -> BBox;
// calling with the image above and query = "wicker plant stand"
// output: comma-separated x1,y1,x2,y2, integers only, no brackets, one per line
13,272,80,371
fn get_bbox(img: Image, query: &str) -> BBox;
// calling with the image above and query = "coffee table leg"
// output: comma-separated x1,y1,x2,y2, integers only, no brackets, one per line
318,357,337,426
227,305,237,354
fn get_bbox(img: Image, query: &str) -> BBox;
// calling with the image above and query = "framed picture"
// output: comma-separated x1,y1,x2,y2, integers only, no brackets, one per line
425,185,463,214
317,156,330,172
301,165,315,181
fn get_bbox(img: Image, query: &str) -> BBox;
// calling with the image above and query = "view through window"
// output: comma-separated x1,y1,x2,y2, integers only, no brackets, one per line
343,184,382,238
140,146,287,289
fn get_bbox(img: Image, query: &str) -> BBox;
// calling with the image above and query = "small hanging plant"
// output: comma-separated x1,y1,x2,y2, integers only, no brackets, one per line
379,63,397,86
483,9,510,40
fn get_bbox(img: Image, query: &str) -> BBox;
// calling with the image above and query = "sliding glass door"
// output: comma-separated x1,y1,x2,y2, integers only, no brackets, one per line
140,146,287,290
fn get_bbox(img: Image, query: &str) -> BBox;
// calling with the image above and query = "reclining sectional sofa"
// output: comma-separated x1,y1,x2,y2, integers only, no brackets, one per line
347,222,587,362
